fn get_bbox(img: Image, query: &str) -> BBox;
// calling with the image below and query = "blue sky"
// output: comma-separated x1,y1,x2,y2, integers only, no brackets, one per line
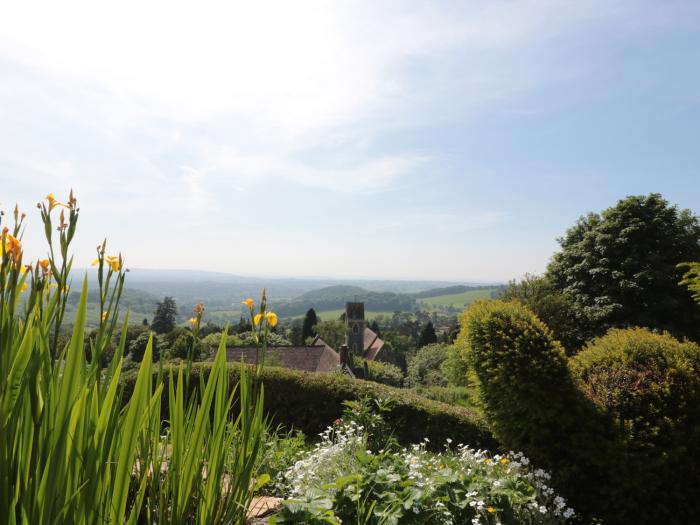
1,1,699,282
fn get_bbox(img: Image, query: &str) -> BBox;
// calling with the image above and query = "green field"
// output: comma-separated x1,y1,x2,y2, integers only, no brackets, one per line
417,288,499,309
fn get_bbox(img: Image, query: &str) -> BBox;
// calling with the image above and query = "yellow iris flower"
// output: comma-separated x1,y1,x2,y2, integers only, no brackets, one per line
106,256,120,272
241,298,254,309
188,317,197,326
45,194,68,211
253,312,278,327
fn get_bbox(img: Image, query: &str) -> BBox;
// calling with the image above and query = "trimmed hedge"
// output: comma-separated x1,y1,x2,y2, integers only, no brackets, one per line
120,363,494,450
459,300,618,523
461,300,700,525
571,328,700,525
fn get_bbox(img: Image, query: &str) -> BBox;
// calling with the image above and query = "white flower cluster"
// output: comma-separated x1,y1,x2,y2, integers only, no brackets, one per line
284,421,366,497
281,423,576,524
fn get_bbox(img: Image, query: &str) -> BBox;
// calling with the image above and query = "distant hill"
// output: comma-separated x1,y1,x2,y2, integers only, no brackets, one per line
297,285,369,302
276,285,416,317
66,268,502,325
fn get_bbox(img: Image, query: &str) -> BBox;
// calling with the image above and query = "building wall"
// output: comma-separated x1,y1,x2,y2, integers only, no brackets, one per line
345,302,365,354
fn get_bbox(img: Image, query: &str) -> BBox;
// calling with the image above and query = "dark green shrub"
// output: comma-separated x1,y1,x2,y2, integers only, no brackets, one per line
128,331,159,362
120,363,494,450
168,332,204,360
570,328,700,524
459,300,616,523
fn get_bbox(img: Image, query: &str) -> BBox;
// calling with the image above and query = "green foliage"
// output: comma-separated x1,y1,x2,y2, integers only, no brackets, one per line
342,396,396,451
0,197,267,524
152,295,178,333
441,344,471,387
121,363,494,449
570,328,700,524
418,321,438,347
234,330,292,346
678,261,700,305
548,193,700,342
168,330,204,360
302,308,319,342
500,273,586,353
257,428,309,496
128,330,159,362
200,330,292,355
406,343,450,387
272,399,575,525
355,356,404,387
412,384,482,413
314,319,346,350
459,300,616,523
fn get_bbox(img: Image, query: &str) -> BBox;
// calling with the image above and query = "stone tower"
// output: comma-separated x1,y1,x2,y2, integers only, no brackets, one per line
345,302,365,355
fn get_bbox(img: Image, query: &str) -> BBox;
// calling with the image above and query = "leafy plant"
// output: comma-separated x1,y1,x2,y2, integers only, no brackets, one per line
678,261,700,305
273,400,576,525
0,193,272,524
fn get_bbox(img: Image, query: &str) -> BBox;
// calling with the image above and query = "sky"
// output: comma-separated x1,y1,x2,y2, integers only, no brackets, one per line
1,1,699,282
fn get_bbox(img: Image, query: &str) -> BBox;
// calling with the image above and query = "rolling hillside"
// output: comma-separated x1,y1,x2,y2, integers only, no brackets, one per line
416,286,504,312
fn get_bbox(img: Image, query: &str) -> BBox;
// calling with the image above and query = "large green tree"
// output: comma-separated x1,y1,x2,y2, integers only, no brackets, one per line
151,296,178,334
548,194,700,341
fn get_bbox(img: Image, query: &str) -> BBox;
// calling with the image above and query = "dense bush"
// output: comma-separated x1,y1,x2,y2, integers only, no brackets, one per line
406,343,450,387
167,331,204,360
570,328,700,524
459,300,616,523
128,331,159,362
355,356,404,387
121,363,494,449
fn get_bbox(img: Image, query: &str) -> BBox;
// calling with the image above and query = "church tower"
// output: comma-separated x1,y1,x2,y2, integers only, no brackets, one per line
345,302,365,355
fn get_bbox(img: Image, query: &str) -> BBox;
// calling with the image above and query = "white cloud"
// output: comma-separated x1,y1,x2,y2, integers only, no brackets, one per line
0,0,658,197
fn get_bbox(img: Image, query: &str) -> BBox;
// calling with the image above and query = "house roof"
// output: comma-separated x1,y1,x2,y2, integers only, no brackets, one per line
311,330,384,361
225,344,340,373
363,327,385,360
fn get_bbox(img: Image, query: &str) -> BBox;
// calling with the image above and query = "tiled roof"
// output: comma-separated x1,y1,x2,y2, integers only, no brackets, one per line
225,345,339,373
311,330,385,361
363,327,384,361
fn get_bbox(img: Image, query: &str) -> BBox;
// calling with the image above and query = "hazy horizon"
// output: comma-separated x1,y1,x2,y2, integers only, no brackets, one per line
3,1,699,282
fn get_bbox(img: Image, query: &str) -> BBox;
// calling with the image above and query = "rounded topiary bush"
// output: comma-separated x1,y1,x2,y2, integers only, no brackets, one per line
458,300,617,523
570,328,700,524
